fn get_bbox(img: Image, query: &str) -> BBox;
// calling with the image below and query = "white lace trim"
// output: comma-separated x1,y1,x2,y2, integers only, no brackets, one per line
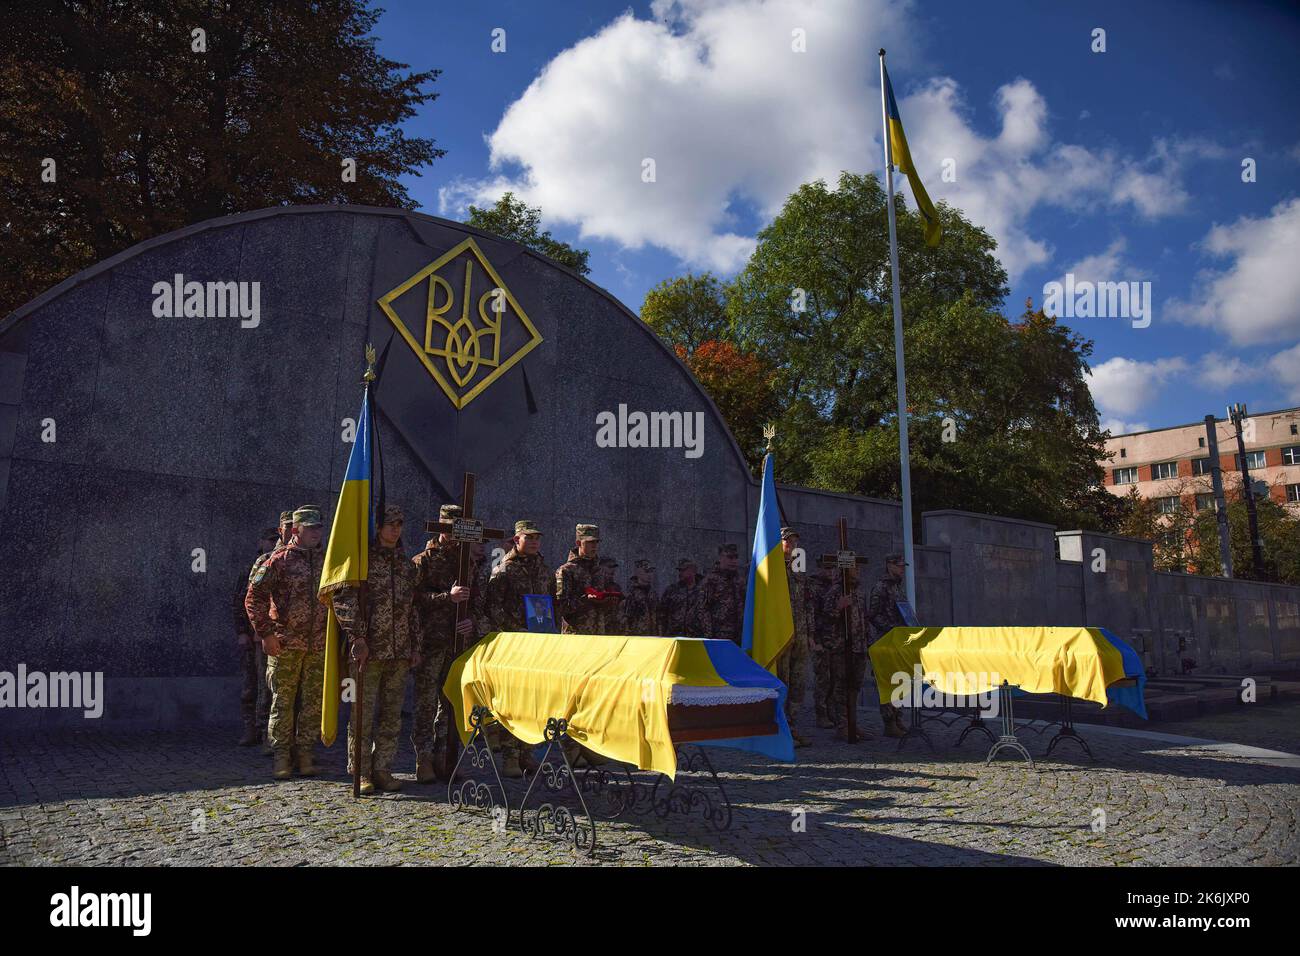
669,684,779,706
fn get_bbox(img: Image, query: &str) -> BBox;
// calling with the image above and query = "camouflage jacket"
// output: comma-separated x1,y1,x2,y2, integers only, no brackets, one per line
331,541,419,661
867,575,907,642
411,539,462,652
819,571,868,652
245,544,328,652
555,549,617,634
621,585,659,636
471,558,492,640
785,562,816,647
234,553,266,638
700,564,744,644
808,571,834,647
658,580,705,637
486,548,553,632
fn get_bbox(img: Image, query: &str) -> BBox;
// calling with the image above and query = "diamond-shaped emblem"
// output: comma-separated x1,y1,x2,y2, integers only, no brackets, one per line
377,238,543,410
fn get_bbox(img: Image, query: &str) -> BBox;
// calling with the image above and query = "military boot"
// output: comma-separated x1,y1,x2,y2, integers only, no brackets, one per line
884,706,908,738
416,754,437,784
359,775,376,796
372,769,402,792
273,753,293,780
295,750,319,777
237,720,258,747
790,725,810,748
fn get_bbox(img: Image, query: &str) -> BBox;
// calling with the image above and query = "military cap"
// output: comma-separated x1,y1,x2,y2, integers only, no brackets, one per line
718,542,739,556
676,557,698,571
885,552,906,564
278,511,294,525
780,526,799,540
576,523,600,541
439,503,463,521
634,558,654,571
514,519,542,535
292,506,323,527
381,504,404,524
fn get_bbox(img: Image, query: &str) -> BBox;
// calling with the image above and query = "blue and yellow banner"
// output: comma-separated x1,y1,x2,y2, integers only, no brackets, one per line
883,63,943,247
318,384,375,746
742,452,793,671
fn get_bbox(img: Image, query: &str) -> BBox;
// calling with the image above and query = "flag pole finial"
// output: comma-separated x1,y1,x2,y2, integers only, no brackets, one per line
763,423,776,453
363,343,377,382
878,47,886,57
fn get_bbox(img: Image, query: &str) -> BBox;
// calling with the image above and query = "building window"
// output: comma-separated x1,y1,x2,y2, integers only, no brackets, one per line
1198,437,1206,448
1283,445,1300,465
1151,461,1178,480
1291,423,1298,436
1192,458,1213,476
1120,447,1127,458
1113,467,1138,485
1195,493,1215,512
1288,484,1300,503
1238,451,1267,470
1156,496,1181,514
1158,531,1181,550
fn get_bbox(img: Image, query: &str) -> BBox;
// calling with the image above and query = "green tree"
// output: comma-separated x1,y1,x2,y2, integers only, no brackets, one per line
465,192,590,276
641,273,731,356
1190,479,1300,584
0,0,444,318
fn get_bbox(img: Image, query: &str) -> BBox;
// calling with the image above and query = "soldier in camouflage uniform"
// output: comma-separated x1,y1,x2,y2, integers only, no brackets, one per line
245,510,295,754
701,543,744,644
332,505,421,794
621,559,659,635
658,558,704,636
776,528,813,747
410,504,475,783
867,553,909,737
555,524,619,634
819,564,874,742
809,556,836,727
235,526,280,746
245,506,330,779
485,520,553,777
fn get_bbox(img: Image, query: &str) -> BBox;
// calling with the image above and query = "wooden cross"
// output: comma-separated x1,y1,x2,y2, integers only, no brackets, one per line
820,517,871,744
424,473,506,776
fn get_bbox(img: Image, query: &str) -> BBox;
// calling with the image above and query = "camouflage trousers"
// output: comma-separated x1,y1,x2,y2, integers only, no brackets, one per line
410,642,452,760
266,649,324,759
347,659,409,777
240,642,272,727
823,645,868,727
774,637,808,727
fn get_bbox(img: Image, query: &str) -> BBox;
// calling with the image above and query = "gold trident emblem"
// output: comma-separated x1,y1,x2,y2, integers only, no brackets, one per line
377,238,543,409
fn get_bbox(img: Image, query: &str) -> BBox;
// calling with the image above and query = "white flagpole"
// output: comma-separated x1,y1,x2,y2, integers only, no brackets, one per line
879,48,917,608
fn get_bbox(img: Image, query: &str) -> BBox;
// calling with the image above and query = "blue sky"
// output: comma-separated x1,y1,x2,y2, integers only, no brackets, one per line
371,0,1300,434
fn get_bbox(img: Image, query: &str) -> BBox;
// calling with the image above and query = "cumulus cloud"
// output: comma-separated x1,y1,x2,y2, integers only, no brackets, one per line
1267,342,1300,402
444,0,1209,281
1087,356,1189,419
1169,197,1300,346
1100,418,1150,436
1059,237,1133,286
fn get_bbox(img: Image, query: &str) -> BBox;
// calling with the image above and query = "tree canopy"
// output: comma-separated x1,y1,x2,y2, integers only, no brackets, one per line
465,192,590,276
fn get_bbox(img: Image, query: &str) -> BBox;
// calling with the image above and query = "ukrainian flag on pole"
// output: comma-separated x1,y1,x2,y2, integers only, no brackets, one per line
742,446,794,672
882,62,943,247
318,346,379,746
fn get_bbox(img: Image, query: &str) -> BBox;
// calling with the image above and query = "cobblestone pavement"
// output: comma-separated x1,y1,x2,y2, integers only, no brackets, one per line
2,704,1297,867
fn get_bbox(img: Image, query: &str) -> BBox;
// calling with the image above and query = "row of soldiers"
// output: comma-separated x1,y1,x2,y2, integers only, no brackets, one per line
232,506,909,791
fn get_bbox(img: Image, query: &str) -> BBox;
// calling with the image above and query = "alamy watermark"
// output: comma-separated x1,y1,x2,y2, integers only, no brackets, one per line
1041,273,1151,329
151,273,261,328
889,665,1001,717
0,664,104,718
595,404,705,459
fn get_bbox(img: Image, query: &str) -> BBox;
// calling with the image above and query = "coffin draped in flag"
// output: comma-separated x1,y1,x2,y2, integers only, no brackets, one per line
742,450,794,671
317,367,379,746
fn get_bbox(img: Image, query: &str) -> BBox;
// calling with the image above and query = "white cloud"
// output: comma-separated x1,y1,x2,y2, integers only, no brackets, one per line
1170,197,1300,346
1101,418,1150,436
449,1,1215,280
1267,342,1300,402
1087,356,1189,418
1061,237,1131,285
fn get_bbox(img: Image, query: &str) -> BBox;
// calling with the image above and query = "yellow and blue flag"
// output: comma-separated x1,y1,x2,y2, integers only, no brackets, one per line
741,451,794,672
318,367,379,746
883,63,943,247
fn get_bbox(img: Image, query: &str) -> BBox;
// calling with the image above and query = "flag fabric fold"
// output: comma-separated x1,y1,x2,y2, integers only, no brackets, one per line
883,63,943,247
318,386,375,746
742,452,794,672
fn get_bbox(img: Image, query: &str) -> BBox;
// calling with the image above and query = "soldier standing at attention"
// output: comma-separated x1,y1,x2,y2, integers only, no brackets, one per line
485,520,553,778
235,525,280,746
332,505,421,794
867,553,910,738
246,510,295,754
701,543,744,644
658,558,704,636
555,524,618,635
809,556,836,728
410,504,474,784
820,563,874,742
777,528,813,747
246,506,330,779
621,559,659,635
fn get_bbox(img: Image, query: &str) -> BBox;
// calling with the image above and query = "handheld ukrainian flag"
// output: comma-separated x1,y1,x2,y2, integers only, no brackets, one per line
318,345,380,746
882,59,942,246
741,436,794,672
